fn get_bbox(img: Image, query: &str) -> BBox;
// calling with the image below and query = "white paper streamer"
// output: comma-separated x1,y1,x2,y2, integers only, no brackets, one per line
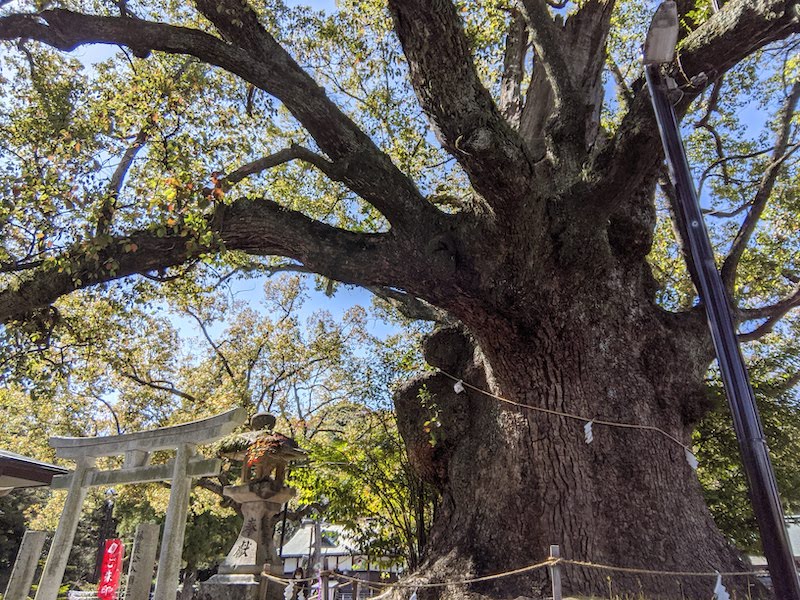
409,591,418,600
685,448,698,470
284,583,295,600
584,421,594,444
453,380,465,394
713,572,730,600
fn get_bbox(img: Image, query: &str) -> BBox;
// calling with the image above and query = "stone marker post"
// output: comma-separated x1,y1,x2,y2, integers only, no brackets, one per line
4,530,48,600
124,522,160,600
549,544,562,600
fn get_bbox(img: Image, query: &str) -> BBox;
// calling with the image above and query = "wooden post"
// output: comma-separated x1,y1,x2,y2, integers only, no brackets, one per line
352,580,360,600
4,530,48,600
549,545,562,600
321,558,329,600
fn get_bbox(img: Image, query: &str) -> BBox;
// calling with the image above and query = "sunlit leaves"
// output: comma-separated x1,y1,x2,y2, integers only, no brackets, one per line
290,407,435,568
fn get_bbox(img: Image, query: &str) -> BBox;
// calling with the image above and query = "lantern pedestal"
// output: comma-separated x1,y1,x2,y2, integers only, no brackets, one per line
198,481,294,600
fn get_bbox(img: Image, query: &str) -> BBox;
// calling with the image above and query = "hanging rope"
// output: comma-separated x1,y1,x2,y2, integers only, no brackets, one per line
437,369,693,454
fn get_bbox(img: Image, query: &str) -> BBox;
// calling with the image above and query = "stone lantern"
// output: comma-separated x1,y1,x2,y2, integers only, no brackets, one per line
198,413,305,600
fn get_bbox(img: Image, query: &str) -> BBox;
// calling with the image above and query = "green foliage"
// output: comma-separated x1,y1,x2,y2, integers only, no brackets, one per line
290,407,435,569
696,364,800,552
0,273,432,580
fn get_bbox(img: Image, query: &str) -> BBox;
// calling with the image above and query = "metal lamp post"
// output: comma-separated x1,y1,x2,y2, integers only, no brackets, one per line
643,3,800,598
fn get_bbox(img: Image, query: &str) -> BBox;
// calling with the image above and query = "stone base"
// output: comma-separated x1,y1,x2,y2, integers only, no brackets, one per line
197,574,260,600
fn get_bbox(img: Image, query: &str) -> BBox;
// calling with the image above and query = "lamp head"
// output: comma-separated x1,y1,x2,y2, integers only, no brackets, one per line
644,1,679,65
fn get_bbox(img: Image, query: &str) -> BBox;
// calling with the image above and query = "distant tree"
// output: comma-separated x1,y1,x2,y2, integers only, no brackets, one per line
0,275,423,588
291,405,435,570
696,367,800,552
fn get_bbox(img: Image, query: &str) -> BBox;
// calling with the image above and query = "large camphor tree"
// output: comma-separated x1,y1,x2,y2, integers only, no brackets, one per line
0,0,799,597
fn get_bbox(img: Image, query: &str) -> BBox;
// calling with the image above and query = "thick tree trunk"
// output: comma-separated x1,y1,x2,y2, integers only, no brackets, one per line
395,275,759,600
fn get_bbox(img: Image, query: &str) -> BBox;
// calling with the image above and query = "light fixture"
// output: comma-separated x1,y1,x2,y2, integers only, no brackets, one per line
643,1,679,65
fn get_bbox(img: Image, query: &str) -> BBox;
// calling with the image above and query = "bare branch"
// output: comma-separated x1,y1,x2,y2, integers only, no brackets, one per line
694,77,730,186
608,56,633,113
219,146,304,189
774,370,800,394
98,59,197,236
92,393,124,435
721,80,800,292
386,0,535,212
702,200,752,218
739,314,786,342
97,129,148,237
119,370,199,403
697,144,782,197
366,286,454,324
282,501,327,522
499,9,528,127
737,283,800,342
195,477,224,497
183,309,236,381
738,283,800,322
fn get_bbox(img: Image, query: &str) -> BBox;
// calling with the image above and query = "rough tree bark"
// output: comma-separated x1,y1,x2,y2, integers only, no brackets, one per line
1,0,799,598
395,283,740,599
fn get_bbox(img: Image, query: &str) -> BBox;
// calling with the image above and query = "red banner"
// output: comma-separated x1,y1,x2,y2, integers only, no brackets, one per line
97,538,124,600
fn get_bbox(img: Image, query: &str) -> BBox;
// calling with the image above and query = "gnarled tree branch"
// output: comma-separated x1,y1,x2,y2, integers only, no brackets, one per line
386,0,535,213
518,0,614,160
519,0,579,118
366,286,454,324
588,0,800,218
499,9,528,127
191,0,434,231
0,5,435,231
0,197,404,323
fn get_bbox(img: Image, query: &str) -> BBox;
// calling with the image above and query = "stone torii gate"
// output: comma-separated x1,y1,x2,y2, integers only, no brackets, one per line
35,407,247,600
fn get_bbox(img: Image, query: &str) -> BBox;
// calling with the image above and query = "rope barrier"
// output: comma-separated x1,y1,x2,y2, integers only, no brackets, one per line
264,556,763,594
559,558,763,578
263,573,318,584
331,560,556,588
437,369,693,453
